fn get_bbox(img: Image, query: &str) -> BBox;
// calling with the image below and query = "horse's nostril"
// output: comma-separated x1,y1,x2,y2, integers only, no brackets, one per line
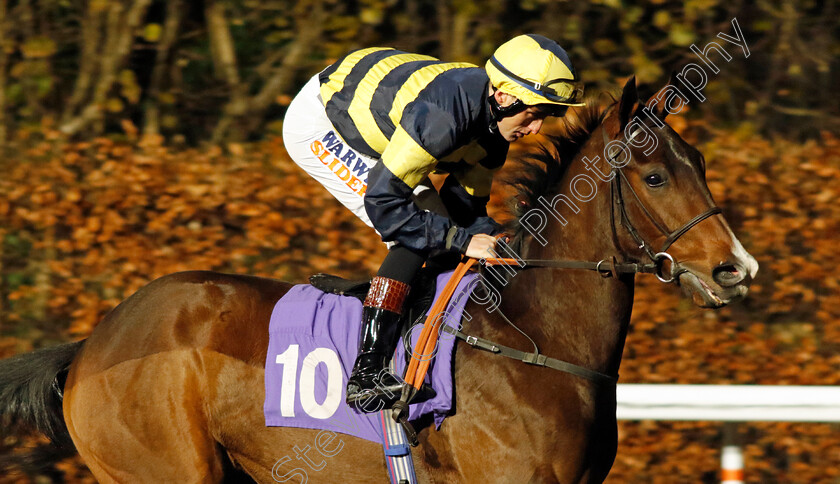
712,263,745,287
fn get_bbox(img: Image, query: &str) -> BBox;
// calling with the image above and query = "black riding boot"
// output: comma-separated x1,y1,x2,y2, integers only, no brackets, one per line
346,276,409,412
346,307,407,411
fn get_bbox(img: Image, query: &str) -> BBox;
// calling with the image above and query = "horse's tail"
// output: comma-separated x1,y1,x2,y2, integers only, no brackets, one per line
0,340,84,447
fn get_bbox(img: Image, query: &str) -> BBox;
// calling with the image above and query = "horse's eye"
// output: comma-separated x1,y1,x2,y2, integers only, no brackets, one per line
644,173,665,187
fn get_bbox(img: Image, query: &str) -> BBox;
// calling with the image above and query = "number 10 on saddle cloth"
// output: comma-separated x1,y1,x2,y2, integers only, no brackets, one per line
263,271,479,443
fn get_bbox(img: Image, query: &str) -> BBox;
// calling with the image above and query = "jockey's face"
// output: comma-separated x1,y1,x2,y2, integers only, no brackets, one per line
493,91,549,143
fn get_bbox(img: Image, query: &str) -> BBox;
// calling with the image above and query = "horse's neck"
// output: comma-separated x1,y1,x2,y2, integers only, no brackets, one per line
424,139,635,479
497,147,635,376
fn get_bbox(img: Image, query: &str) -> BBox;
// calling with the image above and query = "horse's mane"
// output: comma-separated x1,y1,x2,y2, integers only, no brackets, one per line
505,100,610,238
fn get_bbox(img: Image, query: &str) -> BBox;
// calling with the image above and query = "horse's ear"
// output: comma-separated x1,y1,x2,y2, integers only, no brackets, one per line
618,76,638,130
650,71,679,121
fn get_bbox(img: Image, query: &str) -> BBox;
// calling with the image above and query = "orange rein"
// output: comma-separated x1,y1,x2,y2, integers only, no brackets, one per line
402,250,521,390
403,257,475,389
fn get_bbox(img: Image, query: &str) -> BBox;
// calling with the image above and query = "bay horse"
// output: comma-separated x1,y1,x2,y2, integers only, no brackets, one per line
0,77,757,483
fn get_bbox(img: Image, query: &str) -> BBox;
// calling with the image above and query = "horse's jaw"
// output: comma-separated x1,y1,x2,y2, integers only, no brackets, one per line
678,271,751,308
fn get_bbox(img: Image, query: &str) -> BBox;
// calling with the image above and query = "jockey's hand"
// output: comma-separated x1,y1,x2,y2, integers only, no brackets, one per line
464,234,498,259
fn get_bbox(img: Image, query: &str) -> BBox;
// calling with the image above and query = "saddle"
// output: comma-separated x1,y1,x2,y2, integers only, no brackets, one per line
307,273,371,300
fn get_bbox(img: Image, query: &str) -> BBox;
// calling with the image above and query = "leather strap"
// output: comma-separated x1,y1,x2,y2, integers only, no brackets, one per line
660,206,722,252
484,257,659,276
446,327,617,386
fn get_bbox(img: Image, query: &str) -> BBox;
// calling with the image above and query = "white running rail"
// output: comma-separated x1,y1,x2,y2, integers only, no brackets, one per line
616,384,840,422
615,384,840,484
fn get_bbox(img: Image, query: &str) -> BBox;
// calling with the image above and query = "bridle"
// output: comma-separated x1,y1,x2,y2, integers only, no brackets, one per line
602,119,721,283
499,106,722,284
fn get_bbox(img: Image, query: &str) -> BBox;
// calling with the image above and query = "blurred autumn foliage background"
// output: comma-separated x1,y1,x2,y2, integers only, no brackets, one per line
0,0,838,482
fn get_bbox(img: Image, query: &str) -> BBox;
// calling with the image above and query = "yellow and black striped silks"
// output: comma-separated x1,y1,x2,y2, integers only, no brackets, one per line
318,47,508,253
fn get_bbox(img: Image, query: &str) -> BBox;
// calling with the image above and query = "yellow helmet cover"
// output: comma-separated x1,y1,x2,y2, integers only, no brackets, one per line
486,34,585,107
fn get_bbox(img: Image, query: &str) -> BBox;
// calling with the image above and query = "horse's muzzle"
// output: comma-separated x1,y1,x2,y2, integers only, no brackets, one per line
712,261,751,288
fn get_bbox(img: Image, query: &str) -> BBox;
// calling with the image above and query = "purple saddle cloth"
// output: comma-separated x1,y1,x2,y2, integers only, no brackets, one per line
264,271,478,444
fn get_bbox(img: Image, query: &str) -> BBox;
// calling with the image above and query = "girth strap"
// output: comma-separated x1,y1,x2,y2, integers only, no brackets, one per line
445,327,617,386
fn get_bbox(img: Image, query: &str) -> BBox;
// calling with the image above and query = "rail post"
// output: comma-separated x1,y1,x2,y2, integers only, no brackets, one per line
721,422,744,484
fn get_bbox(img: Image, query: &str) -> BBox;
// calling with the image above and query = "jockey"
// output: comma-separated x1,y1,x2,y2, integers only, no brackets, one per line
283,34,584,411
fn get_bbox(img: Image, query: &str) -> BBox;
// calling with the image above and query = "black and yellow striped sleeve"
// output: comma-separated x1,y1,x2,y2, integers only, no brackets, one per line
439,132,508,227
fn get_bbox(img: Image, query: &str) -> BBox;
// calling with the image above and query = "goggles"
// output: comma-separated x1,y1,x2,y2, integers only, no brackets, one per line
534,104,569,118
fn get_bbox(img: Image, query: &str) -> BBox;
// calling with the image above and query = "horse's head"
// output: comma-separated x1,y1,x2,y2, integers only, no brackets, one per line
598,75,758,307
